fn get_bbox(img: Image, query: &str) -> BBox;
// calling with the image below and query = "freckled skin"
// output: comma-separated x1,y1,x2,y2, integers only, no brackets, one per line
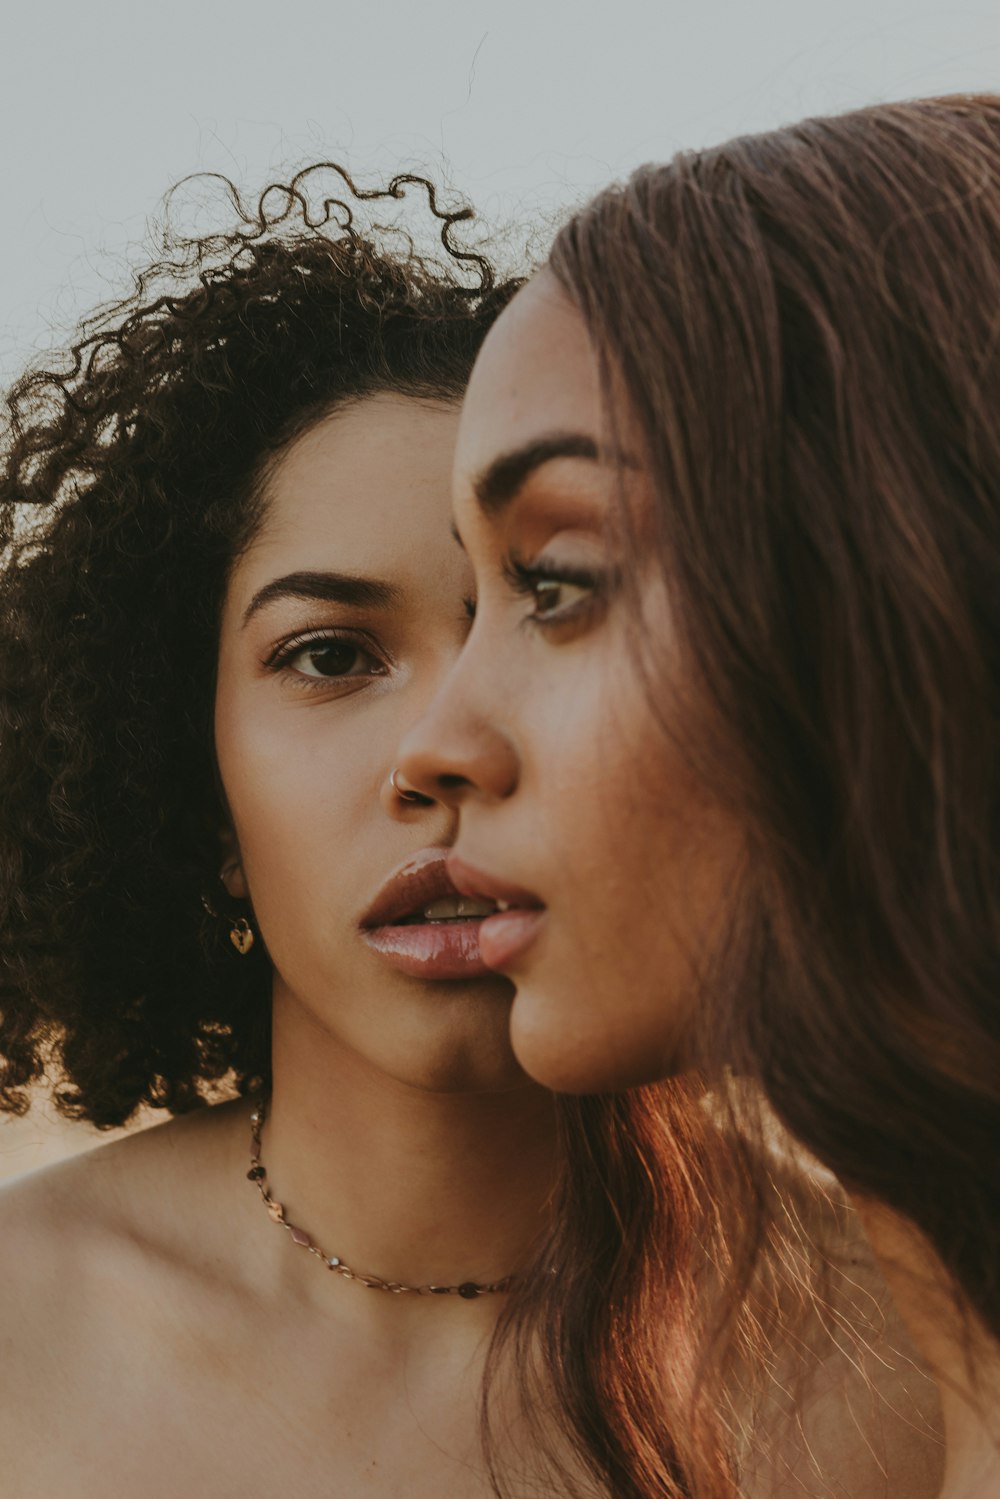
399,274,744,1094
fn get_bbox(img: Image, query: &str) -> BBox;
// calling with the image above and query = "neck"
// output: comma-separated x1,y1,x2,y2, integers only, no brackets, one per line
852,1197,1000,1499
258,982,558,1337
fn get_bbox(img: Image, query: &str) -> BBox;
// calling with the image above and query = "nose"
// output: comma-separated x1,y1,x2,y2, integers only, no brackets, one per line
397,653,519,809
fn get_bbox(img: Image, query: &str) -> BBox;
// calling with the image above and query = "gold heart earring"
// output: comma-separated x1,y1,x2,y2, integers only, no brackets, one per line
229,917,254,956
218,857,255,954
201,892,255,956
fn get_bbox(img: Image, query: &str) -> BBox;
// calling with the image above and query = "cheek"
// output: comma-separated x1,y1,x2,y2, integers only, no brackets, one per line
526,646,660,864
214,681,362,906
215,721,367,995
515,668,738,1089
599,710,737,982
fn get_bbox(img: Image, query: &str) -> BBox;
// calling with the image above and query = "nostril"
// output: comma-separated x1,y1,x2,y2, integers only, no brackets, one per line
437,773,471,792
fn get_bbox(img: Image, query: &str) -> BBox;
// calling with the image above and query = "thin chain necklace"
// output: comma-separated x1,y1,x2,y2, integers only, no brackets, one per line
247,1096,514,1299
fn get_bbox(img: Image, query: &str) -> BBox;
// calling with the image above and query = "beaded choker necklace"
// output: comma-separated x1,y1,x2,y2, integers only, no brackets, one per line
247,1097,513,1300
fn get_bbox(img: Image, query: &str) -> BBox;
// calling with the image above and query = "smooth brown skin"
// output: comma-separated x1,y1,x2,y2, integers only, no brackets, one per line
0,396,560,1499
398,277,954,1494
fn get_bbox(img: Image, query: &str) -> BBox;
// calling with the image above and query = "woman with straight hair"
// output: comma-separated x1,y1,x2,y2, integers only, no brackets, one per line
399,94,1000,1498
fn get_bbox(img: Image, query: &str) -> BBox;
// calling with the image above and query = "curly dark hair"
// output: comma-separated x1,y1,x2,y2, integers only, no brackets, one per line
0,165,516,1128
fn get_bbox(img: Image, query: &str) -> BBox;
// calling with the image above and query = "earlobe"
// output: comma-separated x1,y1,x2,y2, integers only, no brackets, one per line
221,861,250,901
219,827,250,900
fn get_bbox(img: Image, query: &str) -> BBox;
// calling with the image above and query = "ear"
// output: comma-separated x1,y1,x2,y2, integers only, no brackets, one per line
218,824,250,901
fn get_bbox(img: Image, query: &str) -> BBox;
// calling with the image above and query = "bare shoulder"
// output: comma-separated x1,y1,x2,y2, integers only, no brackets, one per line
0,1095,247,1258
0,1100,249,1467
740,1159,945,1497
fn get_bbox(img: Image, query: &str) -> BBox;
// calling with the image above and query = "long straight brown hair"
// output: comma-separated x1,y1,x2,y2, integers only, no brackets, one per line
487,1080,745,1499
549,94,1000,1354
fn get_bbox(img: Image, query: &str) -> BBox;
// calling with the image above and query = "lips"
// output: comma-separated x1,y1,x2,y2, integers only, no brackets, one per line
446,856,546,973
360,848,500,981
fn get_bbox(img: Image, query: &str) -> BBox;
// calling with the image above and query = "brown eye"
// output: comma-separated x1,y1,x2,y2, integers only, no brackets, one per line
304,641,361,676
531,577,591,618
280,635,383,680
503,553,605,630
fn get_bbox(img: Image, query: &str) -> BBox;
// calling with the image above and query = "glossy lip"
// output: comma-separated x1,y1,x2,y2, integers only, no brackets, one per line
360,846,480,928
446,855,547,973
359,847,499,982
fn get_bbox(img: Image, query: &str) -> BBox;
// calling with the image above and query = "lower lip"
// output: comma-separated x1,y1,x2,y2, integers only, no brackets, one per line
361,921,494,980
478,909,545,971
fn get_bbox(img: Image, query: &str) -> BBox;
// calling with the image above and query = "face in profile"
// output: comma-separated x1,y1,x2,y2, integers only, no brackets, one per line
214,393,526,1095
399,276,743,1093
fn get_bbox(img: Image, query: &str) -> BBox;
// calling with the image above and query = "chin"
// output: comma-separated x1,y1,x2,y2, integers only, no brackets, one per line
383,991,531,1094
390,1044,531,1095
509,986,681,1094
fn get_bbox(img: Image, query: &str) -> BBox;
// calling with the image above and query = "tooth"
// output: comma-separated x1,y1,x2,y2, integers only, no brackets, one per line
421,896,497,920
457,897,497,917
424,897,463,919
496,899,510,912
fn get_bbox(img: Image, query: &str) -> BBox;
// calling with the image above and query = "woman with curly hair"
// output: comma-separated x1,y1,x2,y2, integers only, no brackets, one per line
0,164,940,1499
0,168,573,1497
398,95,1000,1498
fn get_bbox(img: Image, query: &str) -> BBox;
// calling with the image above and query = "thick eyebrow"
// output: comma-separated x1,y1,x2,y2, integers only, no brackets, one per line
241,570,402,628
471,432,636,518
472,434,598,516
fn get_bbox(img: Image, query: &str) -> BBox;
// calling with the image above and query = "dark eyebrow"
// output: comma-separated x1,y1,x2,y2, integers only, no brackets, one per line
471,432,638,518
241,570,402,628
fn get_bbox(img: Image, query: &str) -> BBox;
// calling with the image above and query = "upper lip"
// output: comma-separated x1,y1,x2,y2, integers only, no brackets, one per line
360,847,494,929
446,855,545,912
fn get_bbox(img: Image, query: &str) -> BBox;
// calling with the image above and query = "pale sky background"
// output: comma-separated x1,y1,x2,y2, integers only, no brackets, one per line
1,0,999,1174
3,0,1000,386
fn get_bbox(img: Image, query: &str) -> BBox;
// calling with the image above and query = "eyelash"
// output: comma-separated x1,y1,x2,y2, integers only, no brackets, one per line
263,628,389,687
501,554,604,629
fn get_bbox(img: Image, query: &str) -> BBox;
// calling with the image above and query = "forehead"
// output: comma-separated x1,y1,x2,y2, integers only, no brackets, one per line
251,393,460,569
454,271,603,484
